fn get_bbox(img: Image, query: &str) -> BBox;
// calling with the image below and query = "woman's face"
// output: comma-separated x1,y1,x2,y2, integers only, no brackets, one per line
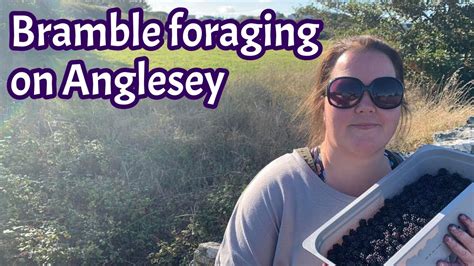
323,49,401,155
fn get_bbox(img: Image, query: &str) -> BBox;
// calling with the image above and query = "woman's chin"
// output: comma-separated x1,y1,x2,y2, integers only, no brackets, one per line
348,140,386,155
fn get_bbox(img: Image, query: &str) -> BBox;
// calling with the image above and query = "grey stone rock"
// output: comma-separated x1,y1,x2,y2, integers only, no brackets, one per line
192,242,220,266
467,116,474,125
433,119,473,154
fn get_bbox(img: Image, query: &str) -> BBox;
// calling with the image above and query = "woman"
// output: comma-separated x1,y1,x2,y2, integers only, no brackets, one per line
215,36,474,265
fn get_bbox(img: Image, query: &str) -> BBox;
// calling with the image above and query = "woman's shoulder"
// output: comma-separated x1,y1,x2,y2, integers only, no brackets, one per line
243,150,314,196
260,152,299,174
252,151,307,183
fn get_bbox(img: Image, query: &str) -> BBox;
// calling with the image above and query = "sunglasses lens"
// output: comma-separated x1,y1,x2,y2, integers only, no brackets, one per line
328,78,362,108
371,77,404,109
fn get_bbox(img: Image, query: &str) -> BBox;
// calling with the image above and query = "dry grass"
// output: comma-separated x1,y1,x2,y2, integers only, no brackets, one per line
388,73,473,152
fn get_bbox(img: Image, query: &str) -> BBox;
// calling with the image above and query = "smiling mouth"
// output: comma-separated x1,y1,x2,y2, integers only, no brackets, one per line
351,124,379,129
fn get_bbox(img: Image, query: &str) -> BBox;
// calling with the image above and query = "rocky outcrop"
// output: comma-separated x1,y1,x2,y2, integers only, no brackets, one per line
433,116,474,154
191,242,221,266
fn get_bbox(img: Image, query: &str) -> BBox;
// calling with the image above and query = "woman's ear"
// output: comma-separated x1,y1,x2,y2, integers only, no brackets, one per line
322,102,326,122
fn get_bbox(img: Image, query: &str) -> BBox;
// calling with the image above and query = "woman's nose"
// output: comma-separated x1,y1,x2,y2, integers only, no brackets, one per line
355,91,376,113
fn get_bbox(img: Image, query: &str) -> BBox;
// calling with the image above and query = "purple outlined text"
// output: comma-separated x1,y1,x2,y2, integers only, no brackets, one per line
8,7,324,109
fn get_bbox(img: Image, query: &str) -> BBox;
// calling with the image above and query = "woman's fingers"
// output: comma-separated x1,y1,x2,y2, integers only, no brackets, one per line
449,223,474,254
436,260,466,266
443,233,474,265
438,214,474,266
459,214,474,238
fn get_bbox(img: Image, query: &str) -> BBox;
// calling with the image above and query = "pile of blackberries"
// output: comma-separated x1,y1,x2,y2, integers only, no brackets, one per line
326,168,472,265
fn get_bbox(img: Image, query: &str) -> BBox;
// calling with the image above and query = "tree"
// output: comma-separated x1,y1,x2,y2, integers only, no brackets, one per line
298,1,473,87
386,1,473,84
73,0,151,11
293,2,352,39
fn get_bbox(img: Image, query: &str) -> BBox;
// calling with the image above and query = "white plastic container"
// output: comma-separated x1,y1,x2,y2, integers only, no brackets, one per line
302,145,474,265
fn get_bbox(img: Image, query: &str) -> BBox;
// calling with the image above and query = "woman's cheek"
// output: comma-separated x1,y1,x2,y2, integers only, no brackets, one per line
383,109,402,136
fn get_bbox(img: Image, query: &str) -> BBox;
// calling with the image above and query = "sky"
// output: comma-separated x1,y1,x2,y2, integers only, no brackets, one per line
147,0,315,18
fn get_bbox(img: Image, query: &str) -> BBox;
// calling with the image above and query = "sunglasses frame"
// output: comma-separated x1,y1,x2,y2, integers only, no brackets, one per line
324,76,405,109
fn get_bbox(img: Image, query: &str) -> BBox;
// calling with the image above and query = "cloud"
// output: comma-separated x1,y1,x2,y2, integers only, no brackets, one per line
258,0,273,2
217,5,236,14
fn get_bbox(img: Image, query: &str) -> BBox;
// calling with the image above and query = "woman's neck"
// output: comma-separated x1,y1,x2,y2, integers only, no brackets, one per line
319,142,392,197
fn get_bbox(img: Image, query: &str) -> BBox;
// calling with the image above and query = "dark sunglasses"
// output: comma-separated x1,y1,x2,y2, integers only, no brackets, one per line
324,77,404,109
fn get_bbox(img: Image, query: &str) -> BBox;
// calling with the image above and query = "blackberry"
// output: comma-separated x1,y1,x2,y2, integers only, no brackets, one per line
438,168,448,176
374,244,382,252
349,229,356,236
402,214,410,221
402,224,421,238
367,218,375,226
390,239,400,248
325,168,472,264
393,217,402,225
400,234,408,244
385,246,396,256
391,231,400,240
343,235,350,243
365,254,376,264
415,217,427,226
333,243,342,252
375,225,385,233
375,253,386,264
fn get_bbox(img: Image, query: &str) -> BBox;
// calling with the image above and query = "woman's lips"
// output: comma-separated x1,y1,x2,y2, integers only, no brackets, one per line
351,124,379,130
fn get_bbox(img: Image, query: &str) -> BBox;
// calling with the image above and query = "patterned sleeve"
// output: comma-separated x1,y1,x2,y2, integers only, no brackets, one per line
397,151,413,160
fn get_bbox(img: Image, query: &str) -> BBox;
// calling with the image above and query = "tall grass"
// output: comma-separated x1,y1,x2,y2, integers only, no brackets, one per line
389,72,473,152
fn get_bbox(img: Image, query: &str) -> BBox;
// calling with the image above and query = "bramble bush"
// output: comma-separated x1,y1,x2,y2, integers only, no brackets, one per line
0,72,304,264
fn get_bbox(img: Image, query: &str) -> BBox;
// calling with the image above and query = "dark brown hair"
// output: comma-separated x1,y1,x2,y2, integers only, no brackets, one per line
297,35,411,148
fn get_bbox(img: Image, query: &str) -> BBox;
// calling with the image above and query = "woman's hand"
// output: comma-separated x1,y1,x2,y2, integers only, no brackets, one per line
437,214,474,266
